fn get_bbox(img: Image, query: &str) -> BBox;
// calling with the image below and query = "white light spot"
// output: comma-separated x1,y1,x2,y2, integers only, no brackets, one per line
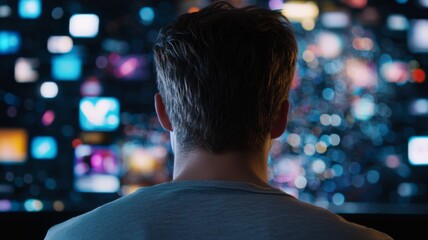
69,14,99,38
47,36,73,53
304,144,316,156
40,82,58,98
294,176,307,189
312,159,326,174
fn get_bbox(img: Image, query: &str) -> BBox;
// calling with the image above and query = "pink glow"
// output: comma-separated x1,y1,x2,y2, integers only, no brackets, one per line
115,58,139,78
42,110,55,126
91,154,103,168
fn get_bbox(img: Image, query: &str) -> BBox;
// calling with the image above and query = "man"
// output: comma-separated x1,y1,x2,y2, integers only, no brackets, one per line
45,1,393,239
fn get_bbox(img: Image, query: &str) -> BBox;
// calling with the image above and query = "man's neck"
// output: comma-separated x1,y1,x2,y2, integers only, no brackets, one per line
172,148,271,188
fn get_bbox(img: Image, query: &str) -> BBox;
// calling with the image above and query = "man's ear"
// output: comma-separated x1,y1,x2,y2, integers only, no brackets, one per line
154,93,173,132
270,99,290,139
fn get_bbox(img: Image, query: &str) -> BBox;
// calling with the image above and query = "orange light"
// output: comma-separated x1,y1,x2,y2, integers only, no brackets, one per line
352,37,373,51
0,129,27,163
413,68,426,83
188,7,200,13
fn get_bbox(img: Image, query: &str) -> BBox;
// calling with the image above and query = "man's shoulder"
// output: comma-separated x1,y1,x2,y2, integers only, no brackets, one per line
44,185,164,239
44,181,393,240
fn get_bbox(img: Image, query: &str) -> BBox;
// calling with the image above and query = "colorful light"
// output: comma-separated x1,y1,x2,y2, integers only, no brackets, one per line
31,136,57,159
74,145,120,193
351,96,375,121
79,97,120,131
408,137,428,165
47,36,73,53
0,129,27,163
40,82,58,98
0,5,12,18
139,7,155,25
15,58,39,82
18,0,42,19
51,54,82,80
412,68,426,83
408,20,428,53
387,14,408,31
380,61,410,83
42,110,55,126
0,31,20,54
69,14,99,38
321,12,350,28
282,1,319,23
318,32,343,59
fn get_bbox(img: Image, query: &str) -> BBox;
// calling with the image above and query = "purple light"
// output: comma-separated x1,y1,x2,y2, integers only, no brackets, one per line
0,199,12,211
269,0,283,10
91,153,103,169
42,110,55,126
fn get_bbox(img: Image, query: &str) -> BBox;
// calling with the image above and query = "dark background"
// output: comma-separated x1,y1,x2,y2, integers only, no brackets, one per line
2,0,428,239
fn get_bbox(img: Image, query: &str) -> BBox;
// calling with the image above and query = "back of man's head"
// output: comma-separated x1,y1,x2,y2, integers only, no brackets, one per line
153,1,297,154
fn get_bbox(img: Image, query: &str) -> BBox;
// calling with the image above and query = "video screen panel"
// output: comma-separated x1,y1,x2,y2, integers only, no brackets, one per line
0,0,428,214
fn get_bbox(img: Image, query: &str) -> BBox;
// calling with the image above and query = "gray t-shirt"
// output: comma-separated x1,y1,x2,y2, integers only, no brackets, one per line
45,180,393,240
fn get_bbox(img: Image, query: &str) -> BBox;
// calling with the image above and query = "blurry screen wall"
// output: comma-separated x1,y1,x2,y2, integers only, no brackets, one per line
1,0,428,214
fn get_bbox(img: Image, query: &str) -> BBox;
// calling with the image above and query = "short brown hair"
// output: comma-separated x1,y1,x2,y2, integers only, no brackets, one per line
153,1,297,153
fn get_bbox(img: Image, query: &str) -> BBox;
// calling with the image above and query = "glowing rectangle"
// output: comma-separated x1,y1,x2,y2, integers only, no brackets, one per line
410,99,428,115
0,31,20,54
0,129,27,163
31,136,57,159
18,0,41,19
74,144,120,193
47,36,73,53
79,97,120,131
321,12,350,28
408,20,428,53
282,1,319,22
419,0,428,7
51,54,82,80
0,5,12,18
69,14,99,38
120,142,170,195
408,137,428,165
387,14,408,31
15,58,39,82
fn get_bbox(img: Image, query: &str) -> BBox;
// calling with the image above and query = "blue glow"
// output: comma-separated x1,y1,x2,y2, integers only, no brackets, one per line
139,7,155,25
79,97,120,131
0,31,20,54
352,97,375,121
322,88,335,101
18,0,41,19
24,199,43,212
367,170,380,183
31,136,57,159
387,14,408,31
4,93,17,105
332,193,345,205
332,164,343,177
51,54,82,80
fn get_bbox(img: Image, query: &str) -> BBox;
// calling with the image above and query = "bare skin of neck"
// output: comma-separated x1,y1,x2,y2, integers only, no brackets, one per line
154,93,289,189
172,140,273,188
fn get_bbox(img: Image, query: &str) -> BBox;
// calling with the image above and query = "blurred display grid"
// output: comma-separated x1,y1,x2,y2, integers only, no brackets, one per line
0,0,427,213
